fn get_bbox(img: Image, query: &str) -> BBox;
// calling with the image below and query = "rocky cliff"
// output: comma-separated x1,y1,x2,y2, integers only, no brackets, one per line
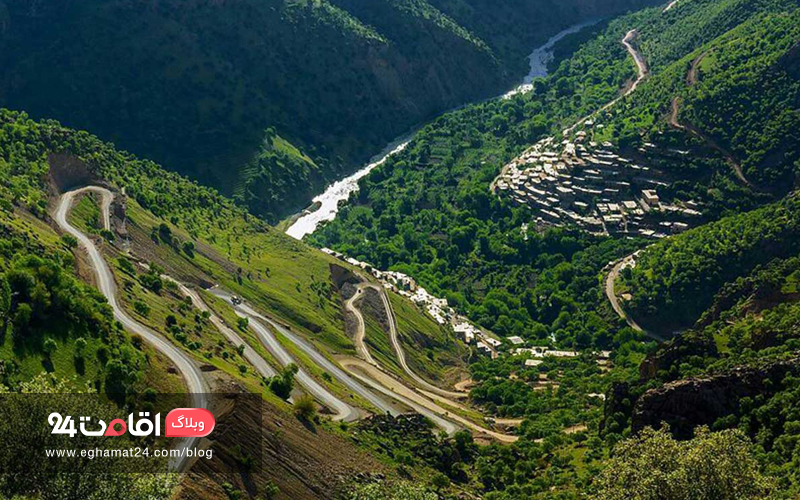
631,357,800,439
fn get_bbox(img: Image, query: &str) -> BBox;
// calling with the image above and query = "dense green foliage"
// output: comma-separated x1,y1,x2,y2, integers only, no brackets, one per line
0,0,655,220
622,195,800,331
345,480,437,500
594,427,773,500
316,1,800,499
309,7,663,345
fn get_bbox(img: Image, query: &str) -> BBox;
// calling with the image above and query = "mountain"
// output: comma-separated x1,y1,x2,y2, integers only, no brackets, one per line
306,0,800,496
0,0,659,221
4,0,800,499
0,107,471,498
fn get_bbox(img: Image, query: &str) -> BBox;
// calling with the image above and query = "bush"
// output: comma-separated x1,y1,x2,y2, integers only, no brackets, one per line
268,364,298,400
61,234,78,249
118,256,136,274
42,338,57,356
133,300,150,317
293,395,316,422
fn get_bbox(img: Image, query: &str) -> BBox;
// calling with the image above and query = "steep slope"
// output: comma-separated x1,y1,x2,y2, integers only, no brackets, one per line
618,194,800,333
603,252,800,496
311,0,800,342
0,0,659,221
0,107,491,497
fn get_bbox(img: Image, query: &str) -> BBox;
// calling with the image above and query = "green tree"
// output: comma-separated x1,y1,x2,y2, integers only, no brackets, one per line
430,472,449,493
268,364,298,400
12,303,32,342
42,338,57,357
61,234,78,249
261,480,279,500
133,300,150,317
293,394,316,422
118,256,136,275
594,427,774,500
0,276,10,336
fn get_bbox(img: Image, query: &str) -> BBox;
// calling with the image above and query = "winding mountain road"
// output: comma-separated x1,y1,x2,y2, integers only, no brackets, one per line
346,286,378,367
344,283,526,440
604,255,665,343
161,276,278,379
55,187,207,472
341,358,517,442
376,285,469,400
349,283,468,399
668,51,757,190
210,288,400,420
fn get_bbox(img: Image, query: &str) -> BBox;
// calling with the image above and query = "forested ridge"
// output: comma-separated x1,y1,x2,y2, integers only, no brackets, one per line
2,0,800,498
308,1,800,498
0,0,658,221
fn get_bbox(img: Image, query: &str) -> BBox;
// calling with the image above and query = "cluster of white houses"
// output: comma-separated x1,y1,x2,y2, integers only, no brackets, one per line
323,248,619,364
493,126,703,237
321,248,503,358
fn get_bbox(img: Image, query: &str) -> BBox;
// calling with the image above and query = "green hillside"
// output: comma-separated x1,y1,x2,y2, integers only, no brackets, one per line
0,0,659,221
620,193,800,332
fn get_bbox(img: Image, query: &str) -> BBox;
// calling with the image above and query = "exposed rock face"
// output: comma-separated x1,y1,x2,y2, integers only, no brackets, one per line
329,263,362,291
632,357,800,439
47,153,97,193
638,331,718,380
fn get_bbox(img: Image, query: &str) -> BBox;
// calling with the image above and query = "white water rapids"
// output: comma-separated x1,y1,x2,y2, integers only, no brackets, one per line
286,19,600,240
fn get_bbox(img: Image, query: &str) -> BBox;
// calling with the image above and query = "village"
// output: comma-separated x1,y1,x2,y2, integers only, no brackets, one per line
322,248,613,366
492,123,703,237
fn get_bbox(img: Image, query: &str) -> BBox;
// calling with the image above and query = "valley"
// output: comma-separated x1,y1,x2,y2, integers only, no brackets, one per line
286,19,608,240
2,0,800,499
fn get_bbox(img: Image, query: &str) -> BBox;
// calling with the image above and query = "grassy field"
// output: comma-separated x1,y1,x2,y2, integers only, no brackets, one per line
388,293,468,385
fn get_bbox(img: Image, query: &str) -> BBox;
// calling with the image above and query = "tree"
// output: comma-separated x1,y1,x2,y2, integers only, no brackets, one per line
0,275,11,327
430,472,449,493
139,272,163,294
133,300,150,317
261,480,280,500
42,338,57,357
594,427,774,500
269,364,298,400
182,241,195,258
61,234,78,249
12,303,33,342
118,256,136,274
293,394,316,422
237,317,249,331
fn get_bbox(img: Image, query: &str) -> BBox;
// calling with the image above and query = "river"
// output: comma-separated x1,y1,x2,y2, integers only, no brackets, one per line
285,19,601,240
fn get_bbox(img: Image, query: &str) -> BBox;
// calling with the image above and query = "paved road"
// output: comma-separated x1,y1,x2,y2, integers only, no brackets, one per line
162,276,278,379
343,284,522,440
341,358,519,442
210,288,400,420
604,255,665,342
340,359,459,435
55,187,207,471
